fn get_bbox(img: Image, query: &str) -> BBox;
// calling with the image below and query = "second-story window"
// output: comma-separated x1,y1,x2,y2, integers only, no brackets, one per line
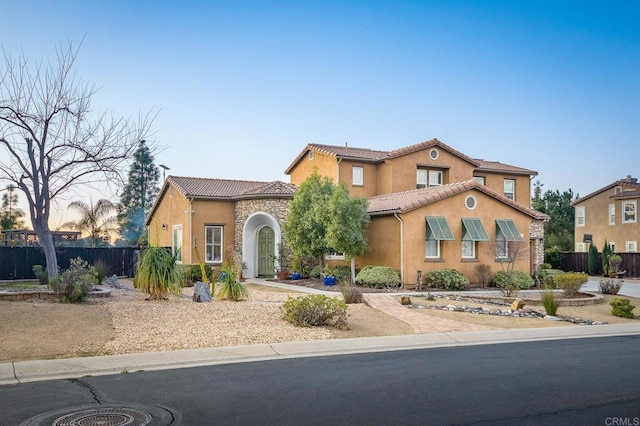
352,166,363,186
417,169,443,189
623,201,637,223
473,176,485,185
609,204,615,225
503,179,515,200
576,206,585,226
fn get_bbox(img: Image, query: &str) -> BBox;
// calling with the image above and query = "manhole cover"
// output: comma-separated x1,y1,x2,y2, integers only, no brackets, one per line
20,404,181,426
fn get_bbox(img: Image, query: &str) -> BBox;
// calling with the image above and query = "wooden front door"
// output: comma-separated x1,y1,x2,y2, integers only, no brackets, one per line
257,227,275,277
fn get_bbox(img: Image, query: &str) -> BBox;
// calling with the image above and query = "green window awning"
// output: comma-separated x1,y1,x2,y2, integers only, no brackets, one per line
496,219,523,241
462,218,490,241
426,216,455,241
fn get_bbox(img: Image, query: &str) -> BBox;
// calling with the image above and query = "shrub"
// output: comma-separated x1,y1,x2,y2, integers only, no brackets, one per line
51,257,95,303
291,254,315,278
283,295,347,327
134,246,183,300
610,298,635,319
538,269,565,289
340,279,363,304
539,263,552,270
545,247,563,269
424,268,469,291
555,272,588,297
541,289,560,316
93,259,112,285
491,271,534,295
599,278,623,295
473,264,492,288
310,265,322,279
587,244,599,276
32,265,48,286
331,265,353,281
178,264,215,287
355,265,401,289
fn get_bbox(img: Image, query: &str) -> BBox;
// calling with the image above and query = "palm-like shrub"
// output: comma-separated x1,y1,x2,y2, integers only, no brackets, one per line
134,246,182,300
217,249,249,301
541,289,560,316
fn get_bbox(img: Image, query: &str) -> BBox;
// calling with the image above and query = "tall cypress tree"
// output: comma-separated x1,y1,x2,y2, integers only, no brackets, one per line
117,141,160,245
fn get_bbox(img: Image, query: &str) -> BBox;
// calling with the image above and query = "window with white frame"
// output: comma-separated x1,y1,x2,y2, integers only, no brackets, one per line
503,179,515,200
623,201,637,223
326,252,345,260
626,241,638,252
461,240,475,258
352,166,363,186
496,231,508,259
614,186,622,194
473,176,485,185
426,238,440,258
609,203,615,225
576,243,585,252
576,206,585,226
610,242,616,252
205,225,223,262
417,168,443,189
172,225,183,263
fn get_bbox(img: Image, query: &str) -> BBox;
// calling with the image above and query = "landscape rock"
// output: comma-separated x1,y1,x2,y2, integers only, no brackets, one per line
401,296,412,305
192,282,212,302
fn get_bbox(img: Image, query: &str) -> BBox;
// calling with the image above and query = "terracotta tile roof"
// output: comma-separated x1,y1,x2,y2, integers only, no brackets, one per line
167,176,296,199
474,159,538,176
284,139,537,176
612,189,640,199
367,179,548,220
386,138,479,166
573,176,640,205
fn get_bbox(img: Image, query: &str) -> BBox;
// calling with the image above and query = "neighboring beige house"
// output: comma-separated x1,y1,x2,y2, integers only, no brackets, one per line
572,175,640,253
147,138,548,285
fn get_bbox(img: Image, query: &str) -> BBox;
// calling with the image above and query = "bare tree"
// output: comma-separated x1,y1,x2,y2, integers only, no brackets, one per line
0,41,154,279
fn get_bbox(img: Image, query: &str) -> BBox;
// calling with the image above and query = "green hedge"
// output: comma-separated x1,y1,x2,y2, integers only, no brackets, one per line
424,268,469,291
355,266,401,289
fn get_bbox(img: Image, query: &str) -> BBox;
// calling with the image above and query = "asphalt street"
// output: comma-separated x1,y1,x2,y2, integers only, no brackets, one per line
2,335,640,425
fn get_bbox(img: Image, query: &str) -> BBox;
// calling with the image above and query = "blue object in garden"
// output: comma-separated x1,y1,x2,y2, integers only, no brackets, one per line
218,271,227,282
291,272,302,280
323,275,336,286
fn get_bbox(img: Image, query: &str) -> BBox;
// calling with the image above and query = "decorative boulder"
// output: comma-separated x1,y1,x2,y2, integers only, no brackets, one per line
511,298,525,310
193,282,212,302
401,296,412,305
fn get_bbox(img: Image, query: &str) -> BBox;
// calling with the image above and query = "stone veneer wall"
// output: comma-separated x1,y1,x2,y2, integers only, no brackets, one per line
529,220,545,274
234,198,292,254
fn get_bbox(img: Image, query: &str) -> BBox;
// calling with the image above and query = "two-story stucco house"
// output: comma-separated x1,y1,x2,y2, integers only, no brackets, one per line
285,139,548,285
572,175,640,253
146,138,548,286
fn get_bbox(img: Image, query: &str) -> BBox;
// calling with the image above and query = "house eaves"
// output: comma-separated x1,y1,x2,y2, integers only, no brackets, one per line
572,177,640,205
474,159,538,176
386,138,480,167
284,143,388,175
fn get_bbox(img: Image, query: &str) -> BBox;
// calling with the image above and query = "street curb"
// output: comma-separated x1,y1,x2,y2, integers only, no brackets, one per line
2,323,639,385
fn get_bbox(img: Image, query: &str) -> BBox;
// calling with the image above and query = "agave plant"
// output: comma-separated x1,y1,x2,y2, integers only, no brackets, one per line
134,246,183,300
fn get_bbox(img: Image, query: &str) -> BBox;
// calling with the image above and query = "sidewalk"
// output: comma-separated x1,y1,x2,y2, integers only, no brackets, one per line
2,278,639,385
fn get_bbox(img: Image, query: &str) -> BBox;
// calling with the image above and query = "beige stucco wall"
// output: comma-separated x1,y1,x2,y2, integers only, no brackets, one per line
357,189,535,286
289,151,338,185
479,173,532,207
337,160,379,198
380,147,476,194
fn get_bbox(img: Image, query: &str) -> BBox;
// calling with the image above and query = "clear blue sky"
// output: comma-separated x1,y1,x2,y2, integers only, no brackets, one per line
2,1,639,224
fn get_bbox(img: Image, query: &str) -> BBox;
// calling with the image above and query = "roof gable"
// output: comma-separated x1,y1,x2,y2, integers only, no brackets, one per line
573,176,640,205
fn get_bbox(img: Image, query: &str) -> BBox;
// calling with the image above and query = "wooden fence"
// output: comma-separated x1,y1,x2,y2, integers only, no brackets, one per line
0,246,138,280
559,252,640,278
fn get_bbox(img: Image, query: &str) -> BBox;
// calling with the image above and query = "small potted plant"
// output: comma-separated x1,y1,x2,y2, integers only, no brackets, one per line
323,265,336,286
609,254,625,278
275,243,291,280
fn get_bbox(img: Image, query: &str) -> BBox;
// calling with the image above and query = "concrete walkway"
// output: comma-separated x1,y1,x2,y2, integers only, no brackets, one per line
2,277,639,385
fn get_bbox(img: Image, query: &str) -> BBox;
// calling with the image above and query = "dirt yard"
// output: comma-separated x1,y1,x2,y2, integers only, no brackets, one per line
0,281,637,363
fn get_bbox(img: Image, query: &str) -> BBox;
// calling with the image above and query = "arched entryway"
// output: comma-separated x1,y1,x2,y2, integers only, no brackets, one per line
242,212,282,279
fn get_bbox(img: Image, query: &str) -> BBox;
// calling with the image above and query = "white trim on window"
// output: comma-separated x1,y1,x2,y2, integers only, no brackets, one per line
626,241,637,252
576,206,586,227
504,179,515,200
204,225,223,263
425,239,440,258
473,176,485,185
465,195,477,210
352,166,363,186
417,168,443,189
609,203,615,225
172,225,183,263
461,240,476,258
622,201,637,223
326,252,345,260
576,243,586,253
